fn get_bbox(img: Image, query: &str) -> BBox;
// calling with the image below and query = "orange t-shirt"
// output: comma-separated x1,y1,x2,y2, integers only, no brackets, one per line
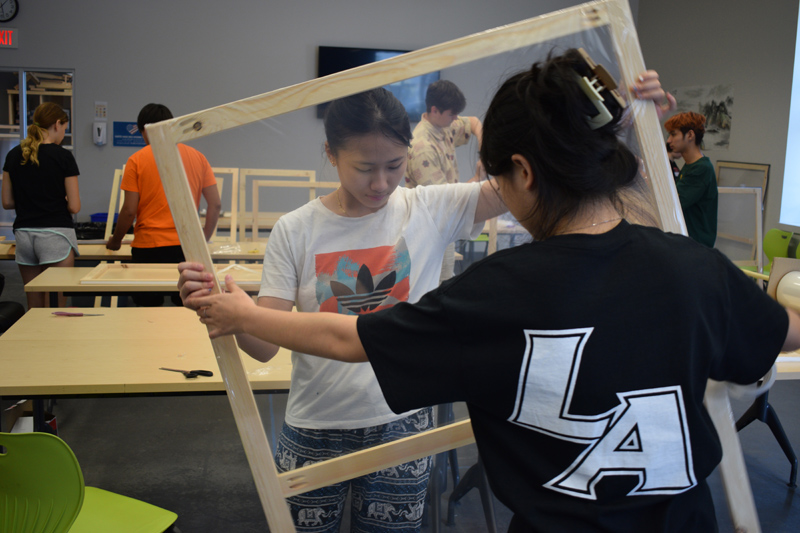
121,144,216,248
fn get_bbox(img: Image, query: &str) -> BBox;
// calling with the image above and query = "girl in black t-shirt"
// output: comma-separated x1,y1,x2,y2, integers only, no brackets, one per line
1,101,80,308
182,51,800,532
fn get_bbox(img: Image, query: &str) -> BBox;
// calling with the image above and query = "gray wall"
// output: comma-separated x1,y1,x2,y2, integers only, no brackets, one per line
22,2,798,235
638,0,800,235
0,0,638,221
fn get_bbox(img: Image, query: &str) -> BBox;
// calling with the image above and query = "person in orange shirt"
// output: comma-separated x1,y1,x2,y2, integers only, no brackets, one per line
106,103,221,306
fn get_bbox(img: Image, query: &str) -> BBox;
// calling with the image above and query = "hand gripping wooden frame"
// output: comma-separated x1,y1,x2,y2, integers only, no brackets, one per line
147,0,759,530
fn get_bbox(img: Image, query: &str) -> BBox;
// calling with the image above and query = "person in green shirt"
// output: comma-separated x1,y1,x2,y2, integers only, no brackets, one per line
665,111,718,247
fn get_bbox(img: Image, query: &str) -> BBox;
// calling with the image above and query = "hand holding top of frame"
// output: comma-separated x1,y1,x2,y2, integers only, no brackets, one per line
631,70,676,118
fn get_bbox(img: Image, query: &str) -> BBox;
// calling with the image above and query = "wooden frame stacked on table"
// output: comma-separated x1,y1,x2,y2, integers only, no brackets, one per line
717,187,764,272
146,0,761,530
210,167,240,243
103,168,125,241
98,168,127,306
105,165,341,245
239,169,338,241
79,262,262,287
716,160,770,207
106,166,241,243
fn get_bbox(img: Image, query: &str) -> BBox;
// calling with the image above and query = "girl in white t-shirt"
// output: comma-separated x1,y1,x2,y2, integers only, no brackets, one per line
179,88,504,532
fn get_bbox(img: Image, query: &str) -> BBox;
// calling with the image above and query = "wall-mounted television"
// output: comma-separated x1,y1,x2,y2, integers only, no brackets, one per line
317,46,439,122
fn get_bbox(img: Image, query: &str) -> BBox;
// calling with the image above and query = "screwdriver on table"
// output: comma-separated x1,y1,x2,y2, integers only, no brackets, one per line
159,367,214,378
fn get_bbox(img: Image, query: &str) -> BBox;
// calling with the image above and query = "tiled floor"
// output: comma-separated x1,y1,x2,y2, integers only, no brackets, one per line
14,384,799,533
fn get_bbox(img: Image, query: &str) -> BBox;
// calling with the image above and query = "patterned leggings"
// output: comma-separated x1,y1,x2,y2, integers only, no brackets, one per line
274,408,434,532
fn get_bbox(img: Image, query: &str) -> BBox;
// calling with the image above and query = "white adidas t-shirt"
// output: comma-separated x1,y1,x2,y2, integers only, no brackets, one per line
259,183,482,429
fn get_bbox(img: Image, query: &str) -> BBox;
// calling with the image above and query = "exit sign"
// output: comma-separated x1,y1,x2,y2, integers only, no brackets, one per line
0,29,18,49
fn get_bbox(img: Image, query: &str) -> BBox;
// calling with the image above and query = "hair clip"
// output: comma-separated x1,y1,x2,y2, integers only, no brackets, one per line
574,48,627,130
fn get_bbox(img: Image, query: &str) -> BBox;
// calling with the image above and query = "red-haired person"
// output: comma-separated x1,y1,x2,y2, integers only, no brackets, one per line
665,112,718,247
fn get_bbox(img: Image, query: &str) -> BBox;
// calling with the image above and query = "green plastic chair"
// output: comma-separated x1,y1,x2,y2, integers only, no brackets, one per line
763,228,793,275
0,432,178,533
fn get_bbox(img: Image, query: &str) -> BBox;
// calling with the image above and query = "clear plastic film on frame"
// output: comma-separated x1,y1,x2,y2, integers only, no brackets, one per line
145,1,706,530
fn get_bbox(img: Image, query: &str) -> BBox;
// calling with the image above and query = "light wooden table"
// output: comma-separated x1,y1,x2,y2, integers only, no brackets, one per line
25,265,263,296
0,307,291,397
207,241,267,261
0,242,133,261
0,241,267,262
776,352,800,380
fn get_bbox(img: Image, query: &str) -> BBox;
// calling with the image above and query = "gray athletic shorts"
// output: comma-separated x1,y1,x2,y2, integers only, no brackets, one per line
14,228,80,266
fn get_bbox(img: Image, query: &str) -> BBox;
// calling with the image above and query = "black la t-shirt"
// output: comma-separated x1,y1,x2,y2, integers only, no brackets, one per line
4,143,79,230
358,221,788,532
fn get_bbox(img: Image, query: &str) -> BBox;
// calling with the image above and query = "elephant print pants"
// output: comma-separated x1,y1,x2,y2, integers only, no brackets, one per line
274,407,434,532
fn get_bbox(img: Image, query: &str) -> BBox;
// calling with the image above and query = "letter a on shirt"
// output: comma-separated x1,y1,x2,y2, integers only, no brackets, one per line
509,328,697,500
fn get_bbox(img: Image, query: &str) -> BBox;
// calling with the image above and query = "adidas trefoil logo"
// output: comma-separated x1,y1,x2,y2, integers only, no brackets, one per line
330,264,396,313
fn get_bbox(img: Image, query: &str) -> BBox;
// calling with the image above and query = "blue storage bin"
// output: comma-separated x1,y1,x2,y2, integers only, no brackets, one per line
90,212,119,223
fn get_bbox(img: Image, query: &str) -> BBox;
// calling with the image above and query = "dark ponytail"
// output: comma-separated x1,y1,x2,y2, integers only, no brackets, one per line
480,49,638,239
